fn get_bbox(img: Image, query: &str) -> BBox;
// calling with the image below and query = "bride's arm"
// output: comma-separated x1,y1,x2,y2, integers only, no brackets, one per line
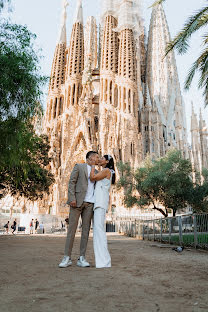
90,166,110,182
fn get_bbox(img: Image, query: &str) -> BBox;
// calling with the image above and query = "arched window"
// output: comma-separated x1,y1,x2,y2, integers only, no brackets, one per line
104,79,107,102
128,89,131,113
68,86,71,108
72,84,75,105
133,92,136,116
59,97,64,115
54,98,57,119
123,87,126,111
114,85,118,107
49,99,53,121
109,81,112,104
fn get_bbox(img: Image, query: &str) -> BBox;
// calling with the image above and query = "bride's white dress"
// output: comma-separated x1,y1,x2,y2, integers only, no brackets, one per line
93,176,111,268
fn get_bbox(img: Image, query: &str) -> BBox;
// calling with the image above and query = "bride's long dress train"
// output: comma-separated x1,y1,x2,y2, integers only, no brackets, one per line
93,207,111,268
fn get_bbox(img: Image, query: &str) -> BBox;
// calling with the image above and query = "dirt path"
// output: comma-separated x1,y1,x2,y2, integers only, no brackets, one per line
0,234,208,312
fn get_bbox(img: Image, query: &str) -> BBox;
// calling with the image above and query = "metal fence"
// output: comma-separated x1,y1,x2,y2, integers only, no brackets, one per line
118,213,208,249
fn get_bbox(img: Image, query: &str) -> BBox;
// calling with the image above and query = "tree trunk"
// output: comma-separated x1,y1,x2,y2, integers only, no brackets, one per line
153,204,168,218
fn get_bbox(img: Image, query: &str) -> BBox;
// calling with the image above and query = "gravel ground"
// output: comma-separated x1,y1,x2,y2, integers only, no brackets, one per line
0,233,208,312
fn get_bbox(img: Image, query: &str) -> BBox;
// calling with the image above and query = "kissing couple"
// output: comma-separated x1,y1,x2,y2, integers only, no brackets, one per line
59,151,115,269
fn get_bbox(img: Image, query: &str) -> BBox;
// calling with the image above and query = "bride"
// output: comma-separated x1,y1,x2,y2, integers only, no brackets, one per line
90,155,115,268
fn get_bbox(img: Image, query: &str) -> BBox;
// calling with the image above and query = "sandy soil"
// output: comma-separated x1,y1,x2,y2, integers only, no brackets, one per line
0,233,208,312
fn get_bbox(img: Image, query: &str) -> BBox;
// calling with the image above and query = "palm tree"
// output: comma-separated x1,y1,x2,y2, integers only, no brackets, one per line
152,0,208,106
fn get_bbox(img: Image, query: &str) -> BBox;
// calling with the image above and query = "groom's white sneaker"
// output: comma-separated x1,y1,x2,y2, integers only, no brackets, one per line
77,256,90,267
59,256,72,268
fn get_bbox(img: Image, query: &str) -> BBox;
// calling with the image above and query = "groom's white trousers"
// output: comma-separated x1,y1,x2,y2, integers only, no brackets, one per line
93,207,111,268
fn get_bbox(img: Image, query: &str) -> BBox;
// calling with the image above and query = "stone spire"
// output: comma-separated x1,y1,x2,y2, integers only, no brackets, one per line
84,16,98,70
57,0,68,44
199,108,208,168
190,104,202,173
101,0,115,19
65,0,84,107
146,3,187,156
115,0,140,165
191,103,198,132
73,0,83,24
45,0,68,123
99,1,119,157
116,0,136,32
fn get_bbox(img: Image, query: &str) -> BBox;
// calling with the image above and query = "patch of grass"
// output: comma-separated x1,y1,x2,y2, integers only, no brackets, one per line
161,233,208,246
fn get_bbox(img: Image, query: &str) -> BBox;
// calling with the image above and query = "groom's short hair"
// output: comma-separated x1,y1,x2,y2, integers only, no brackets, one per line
86,151,98,160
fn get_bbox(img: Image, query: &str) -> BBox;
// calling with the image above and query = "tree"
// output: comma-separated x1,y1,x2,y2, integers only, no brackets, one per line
117,150,197,217
190,168,208,213
0,3,54,200
152,0,208,106
0,119,54,200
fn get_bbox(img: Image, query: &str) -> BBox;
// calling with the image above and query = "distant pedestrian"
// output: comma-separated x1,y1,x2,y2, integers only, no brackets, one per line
61,221,64,229
65,217,69,231
11,219,17,234
35,219,39,233
39,222,44,234
30,219,34,234
4,221,9,234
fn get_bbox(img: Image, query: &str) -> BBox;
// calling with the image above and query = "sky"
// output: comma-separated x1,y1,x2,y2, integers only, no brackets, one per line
3,0,208,143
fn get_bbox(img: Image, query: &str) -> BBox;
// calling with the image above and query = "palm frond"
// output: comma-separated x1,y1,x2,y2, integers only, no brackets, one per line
202,76,208,106
185,47,208,106
165,6,208,55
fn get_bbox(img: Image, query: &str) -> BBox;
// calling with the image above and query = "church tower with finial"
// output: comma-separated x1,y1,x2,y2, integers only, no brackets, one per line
145,3,188,160
38,0,206,218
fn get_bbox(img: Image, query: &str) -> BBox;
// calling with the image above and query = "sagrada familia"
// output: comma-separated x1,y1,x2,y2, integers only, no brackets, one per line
1,0,207,222
41,0,208,217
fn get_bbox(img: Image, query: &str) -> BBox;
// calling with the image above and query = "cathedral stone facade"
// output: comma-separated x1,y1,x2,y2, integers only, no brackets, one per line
2,0,207,222
40,0,208,217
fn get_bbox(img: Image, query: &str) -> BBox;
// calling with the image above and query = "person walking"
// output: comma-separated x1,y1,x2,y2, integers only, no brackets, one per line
35,219,39,234
4,221,9,234
30,219,34,234
11,219,17,234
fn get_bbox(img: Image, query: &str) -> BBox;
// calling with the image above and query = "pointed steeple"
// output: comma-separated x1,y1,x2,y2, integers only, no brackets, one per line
101,0,115,20
146,3,181,113
48,0,67,92
116,0,135,32
191,103,198,132
57,0,68,44
65,0,84,107
73,0,83,24
199,108,203,130
84,16,97,69
146,3,188,156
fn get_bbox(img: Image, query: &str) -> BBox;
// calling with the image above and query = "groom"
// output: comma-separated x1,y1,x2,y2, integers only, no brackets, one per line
59,151,99,268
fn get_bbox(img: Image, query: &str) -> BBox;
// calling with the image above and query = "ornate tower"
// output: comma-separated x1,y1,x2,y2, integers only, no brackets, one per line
146,4,188,159
99,0,119,158
115,0,141,166
42,0,68,215
60,0,98,196
65,0,84,110
190,105,202,174
199,109,208,169
45,0,67,127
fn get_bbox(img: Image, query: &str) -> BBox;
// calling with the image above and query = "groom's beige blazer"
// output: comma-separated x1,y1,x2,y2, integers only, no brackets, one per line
67,163,96,208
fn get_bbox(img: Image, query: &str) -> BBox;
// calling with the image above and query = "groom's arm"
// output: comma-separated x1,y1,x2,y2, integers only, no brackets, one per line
67,164,79,206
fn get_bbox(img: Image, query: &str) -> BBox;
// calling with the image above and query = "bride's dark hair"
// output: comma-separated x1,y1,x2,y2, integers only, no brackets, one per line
104,155,115,185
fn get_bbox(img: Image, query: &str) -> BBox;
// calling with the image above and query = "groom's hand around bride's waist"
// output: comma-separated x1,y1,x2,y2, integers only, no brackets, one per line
70,200,77,208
